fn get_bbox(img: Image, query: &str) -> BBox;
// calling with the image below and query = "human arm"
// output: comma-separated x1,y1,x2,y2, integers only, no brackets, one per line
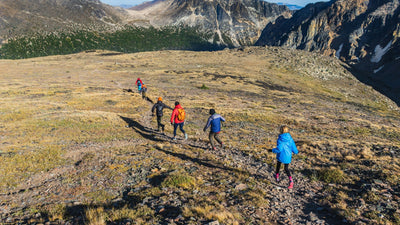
151,104,157,115
203,116,212,132
292,140,299,155
170,109,176,124
272,137,283,154
163,103,173,110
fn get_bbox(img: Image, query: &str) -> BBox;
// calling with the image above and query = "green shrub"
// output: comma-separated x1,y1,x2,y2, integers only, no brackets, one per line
318,168,346,184
161,173,196,189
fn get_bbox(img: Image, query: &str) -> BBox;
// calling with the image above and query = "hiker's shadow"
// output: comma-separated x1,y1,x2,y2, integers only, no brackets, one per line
120,116,163,142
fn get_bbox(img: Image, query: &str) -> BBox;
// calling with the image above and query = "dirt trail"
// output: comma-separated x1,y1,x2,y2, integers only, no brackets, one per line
133,93,336,225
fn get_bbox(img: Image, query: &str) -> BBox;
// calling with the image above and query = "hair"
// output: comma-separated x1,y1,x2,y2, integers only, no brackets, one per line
209,109,216,115
280,125,290,134
175,101,179,106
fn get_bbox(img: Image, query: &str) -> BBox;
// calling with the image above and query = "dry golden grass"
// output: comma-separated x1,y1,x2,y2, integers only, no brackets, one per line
0,47,399,224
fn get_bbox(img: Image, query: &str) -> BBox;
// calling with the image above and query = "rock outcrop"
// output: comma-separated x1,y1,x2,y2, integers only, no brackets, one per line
128,0,292,46
255,0,400,104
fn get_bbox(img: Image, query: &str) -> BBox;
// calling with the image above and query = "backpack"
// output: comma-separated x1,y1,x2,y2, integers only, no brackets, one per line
156,104,163,116
177,108,185,121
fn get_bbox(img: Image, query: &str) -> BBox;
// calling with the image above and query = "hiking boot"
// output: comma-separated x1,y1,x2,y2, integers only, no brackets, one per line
184,133,188,140
172,137,177,141
275,173,280,183
288,181,294,189
220,142,224,148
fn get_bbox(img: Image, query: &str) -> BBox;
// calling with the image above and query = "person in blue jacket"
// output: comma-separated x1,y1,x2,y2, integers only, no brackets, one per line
272,125,298,189
203,109,225,150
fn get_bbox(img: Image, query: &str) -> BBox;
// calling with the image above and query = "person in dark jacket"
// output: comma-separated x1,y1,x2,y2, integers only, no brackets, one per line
151,97,172,133
272,125,298,189
203,109,225,150
170,101,187,140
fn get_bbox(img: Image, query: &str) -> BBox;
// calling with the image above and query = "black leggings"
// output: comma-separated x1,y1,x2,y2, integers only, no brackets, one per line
275,161,291,177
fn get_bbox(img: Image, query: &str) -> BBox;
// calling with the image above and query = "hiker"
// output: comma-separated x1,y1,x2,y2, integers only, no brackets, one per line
141,84,147,99
136,78,143,93
170,101,188,140
151,97,172,133
203,109,225,150
272,125,298,189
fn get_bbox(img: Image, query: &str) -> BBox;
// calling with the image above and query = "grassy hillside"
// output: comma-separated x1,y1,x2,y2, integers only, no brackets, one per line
0,47,399,224
0,26,230,59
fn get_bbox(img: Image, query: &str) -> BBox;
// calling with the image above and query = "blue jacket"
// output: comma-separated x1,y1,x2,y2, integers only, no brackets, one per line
272,133,298,164
204,114,225,133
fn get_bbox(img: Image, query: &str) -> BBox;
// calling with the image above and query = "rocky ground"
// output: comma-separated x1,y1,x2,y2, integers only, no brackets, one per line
0,47,399,224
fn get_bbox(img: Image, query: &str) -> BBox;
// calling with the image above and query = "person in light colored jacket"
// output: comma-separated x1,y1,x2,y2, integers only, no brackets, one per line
272,125,298,189
203,109,225,150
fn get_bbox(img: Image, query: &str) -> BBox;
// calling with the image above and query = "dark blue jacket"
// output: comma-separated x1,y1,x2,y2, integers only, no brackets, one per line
204,114,225,133
272,133,298,164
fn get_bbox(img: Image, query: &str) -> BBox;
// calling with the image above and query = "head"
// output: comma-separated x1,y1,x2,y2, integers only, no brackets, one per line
158,97,162,102
175,101,180,106
209,109,216,115
280,125,290,134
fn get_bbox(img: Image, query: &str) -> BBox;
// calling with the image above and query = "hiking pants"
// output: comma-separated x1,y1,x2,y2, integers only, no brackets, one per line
173,122,185,137
157,116,165,131
209,131,222,148
276,161,291,178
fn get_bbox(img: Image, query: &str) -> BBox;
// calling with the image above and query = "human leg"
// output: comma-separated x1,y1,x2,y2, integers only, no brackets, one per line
173,123,178,138
157,116,165,132
209,132,216,149
284,164,292,178
284,164,294,189
214,132,223,146
275,161,281,182
179,122,185,134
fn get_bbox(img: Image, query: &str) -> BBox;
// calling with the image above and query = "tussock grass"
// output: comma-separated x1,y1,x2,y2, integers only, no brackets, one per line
0,47,399,224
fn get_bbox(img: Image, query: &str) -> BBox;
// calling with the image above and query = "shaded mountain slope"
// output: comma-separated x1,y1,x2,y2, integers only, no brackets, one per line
0,0,128,40
256,0,400,105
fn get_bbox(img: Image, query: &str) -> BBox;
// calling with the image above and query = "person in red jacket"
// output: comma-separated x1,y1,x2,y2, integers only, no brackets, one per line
170,101,188,140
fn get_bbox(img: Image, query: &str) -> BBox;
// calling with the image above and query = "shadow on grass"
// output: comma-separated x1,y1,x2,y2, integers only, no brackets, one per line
120,116,164,142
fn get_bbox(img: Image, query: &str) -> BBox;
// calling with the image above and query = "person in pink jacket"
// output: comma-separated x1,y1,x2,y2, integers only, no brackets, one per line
170,101,188,140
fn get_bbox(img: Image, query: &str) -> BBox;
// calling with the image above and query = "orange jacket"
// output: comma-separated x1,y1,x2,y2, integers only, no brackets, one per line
171,104,184,124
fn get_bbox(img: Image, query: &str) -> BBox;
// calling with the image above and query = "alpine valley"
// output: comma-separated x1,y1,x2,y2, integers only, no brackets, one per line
0,0,399,224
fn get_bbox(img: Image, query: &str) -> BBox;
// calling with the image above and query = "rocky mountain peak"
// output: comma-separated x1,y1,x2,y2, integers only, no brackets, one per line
256,0,400,105
127,0,292,46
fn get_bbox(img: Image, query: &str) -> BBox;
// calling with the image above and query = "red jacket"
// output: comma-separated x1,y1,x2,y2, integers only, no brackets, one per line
171,104,185,124
135,78,143,86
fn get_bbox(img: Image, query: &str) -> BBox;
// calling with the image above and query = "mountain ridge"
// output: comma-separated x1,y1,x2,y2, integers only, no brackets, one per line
127,0,292,46
255,0,400,105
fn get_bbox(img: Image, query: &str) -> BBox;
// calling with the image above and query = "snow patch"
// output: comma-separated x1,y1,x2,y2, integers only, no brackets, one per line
335,44,343,58
374,66,384,74
371,41,392,63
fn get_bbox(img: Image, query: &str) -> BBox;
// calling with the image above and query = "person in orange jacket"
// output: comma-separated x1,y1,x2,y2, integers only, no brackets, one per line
170,101,188,140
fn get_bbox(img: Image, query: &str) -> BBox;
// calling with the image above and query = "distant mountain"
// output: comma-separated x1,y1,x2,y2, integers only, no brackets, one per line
127,0,292,46
276,3,302,10
118,4,135,8
255,0,400,104
0,0,128,40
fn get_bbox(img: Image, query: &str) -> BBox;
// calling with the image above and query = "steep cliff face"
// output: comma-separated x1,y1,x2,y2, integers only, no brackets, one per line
256,0,400,104
0,0,128,40
128,0,292,46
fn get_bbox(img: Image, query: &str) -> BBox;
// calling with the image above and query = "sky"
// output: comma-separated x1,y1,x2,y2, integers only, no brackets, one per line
100,0,330,7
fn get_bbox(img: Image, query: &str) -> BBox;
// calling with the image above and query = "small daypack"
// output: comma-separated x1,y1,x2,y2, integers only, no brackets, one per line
156,104,163,116
177,108,186,121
